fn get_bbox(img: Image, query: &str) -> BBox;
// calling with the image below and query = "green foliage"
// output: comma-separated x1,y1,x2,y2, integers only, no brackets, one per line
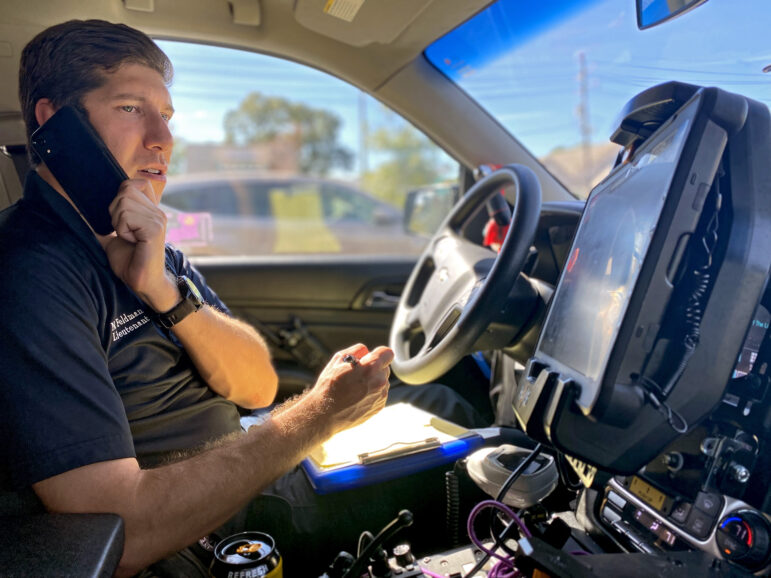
360,110,448,207
223,91,353,176
167,134,187,176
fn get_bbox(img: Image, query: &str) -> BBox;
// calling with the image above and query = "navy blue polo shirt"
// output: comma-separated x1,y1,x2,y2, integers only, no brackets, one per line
0,172,243,490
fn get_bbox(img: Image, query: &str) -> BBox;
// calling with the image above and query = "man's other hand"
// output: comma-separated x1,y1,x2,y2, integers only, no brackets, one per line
309,344,394,435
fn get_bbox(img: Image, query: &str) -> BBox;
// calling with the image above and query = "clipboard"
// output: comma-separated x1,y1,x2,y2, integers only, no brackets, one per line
301,403,484,494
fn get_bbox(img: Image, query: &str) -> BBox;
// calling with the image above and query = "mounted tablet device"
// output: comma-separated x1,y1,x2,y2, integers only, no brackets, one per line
513,82,771,475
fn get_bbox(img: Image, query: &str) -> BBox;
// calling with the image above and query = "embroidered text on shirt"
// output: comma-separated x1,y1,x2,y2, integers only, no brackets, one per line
110,309,150,342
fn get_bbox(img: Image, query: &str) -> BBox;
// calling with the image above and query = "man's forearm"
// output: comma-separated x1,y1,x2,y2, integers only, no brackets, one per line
36,392,332,577
171,304,278,408
127,394,329,573
34,345,392,576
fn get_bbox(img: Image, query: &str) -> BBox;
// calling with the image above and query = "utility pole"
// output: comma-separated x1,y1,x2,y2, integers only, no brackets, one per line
577,51,593,193
358,90,369,182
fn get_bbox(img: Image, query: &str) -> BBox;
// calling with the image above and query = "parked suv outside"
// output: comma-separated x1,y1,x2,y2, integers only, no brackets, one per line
161,172,428,256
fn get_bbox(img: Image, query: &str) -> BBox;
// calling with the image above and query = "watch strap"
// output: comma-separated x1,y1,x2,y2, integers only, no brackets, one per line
153,276,204,329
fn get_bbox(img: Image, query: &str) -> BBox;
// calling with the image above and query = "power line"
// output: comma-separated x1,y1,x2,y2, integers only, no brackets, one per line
591,59,770,78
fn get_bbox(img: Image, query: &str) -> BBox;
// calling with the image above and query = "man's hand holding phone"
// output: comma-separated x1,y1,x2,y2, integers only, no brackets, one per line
104,177,179,314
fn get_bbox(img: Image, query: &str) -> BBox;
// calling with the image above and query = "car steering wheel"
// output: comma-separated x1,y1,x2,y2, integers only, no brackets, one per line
390,164,542,384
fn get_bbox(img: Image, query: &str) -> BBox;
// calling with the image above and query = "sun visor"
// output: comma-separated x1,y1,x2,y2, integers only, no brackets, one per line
294,0,490,47
294,0,432,46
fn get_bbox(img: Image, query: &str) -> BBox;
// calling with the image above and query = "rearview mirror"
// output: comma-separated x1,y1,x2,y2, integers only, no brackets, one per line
636,0,708,29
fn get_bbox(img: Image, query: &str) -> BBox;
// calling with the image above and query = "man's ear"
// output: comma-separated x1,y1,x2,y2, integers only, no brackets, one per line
34,99,57,126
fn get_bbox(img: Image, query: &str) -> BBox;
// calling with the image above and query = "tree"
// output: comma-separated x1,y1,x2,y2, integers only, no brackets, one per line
167,134,187,176
361,108,450,207
223,92,353,176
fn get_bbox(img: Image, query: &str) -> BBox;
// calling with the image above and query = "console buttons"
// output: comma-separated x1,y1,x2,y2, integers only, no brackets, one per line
670,501,692,524
602,506,622,524
621,525,654,554
695,492,722,517
686,509,715,540
630,537,654,554
607,491,627,510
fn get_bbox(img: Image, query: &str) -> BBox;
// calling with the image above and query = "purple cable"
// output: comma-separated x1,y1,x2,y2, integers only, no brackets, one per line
490,560,521,578
466,499,532,572
468,500,532,539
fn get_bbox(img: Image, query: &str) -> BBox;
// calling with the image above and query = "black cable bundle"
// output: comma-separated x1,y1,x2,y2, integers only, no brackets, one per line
660,197,720,397
638,186,723,434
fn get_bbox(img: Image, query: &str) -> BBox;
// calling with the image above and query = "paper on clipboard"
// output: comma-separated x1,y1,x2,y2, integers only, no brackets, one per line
307,403,472,469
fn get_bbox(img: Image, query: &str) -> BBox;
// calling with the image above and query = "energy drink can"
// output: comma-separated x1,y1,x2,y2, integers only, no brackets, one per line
209,531,283,578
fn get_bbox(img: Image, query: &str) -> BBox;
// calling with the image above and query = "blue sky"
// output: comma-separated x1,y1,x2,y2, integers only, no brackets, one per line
158,0,771,161
433,0,771,156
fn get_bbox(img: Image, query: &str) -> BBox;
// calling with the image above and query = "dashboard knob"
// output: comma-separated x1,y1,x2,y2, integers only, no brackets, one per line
716,510,771,571
728,463,751,484
392,543,415,567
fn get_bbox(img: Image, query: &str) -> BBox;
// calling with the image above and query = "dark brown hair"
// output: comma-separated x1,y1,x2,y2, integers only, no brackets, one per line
19,19,173,164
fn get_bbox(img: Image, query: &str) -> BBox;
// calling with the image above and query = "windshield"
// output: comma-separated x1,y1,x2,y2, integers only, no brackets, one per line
425,0,770,198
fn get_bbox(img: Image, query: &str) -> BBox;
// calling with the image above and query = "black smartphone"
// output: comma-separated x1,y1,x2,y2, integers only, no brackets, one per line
30,105,127,235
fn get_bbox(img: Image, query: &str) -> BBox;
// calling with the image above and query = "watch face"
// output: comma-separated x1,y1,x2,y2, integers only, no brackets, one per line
182,276,204,305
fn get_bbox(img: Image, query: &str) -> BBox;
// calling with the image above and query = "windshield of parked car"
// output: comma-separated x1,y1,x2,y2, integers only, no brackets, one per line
425,0,770,198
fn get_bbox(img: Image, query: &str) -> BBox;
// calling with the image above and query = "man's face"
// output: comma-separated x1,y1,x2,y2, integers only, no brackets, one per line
80,63,174,200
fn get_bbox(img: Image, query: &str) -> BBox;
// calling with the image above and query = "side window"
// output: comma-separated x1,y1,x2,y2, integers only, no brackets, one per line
242,182,272,218
272,181,325,222
162,190,193,212
321,184,376,224
164,185,238,215
158,41,458,257
205,186,239,216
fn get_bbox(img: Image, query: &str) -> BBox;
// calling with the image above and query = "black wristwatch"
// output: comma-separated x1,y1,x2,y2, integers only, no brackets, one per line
153,275,204,329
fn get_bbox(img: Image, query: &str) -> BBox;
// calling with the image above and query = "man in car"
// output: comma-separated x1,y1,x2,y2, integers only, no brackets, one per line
0,19,485,576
